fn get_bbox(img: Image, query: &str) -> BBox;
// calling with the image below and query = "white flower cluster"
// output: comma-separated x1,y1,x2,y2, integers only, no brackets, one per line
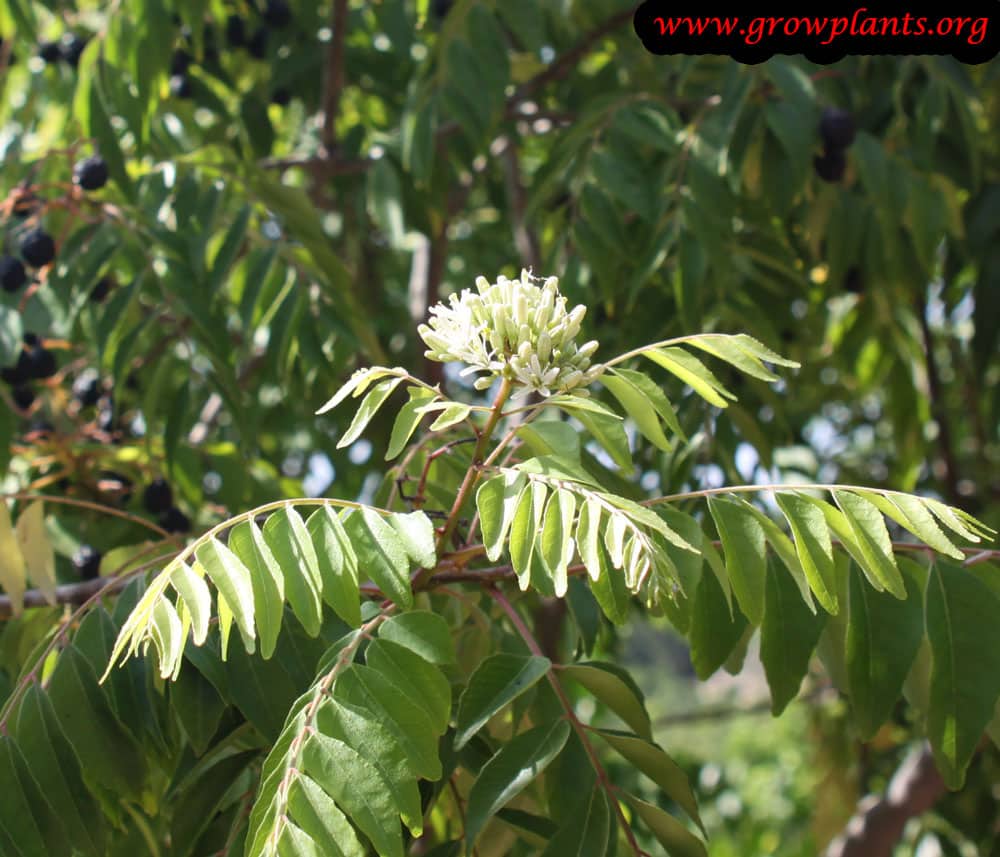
418,270,603,399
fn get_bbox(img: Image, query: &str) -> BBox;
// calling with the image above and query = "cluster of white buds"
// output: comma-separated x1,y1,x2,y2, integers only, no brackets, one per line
418,270,603,399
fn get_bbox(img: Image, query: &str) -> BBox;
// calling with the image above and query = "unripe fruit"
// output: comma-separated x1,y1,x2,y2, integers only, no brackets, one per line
19,228,56,267
160,506,191,533
12,385,35,410
72,545,102,579
813,149,846,183
0,256,27,292
73,155,109,191
143,478,174,514
819,107,856,150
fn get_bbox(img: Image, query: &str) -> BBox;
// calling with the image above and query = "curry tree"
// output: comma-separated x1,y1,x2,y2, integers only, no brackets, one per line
3,271,991,855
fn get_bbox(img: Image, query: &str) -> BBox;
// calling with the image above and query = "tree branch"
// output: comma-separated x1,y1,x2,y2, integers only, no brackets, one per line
915,294,961,504
320,0,350,154
823,744,947,857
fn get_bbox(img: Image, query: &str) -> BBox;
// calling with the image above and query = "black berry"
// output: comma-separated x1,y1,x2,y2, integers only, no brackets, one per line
72,545,102,579
0,256,27,292
170,48,192,75
19,228,56,267
813,149,847,183
11,385,35,410
90,276,113,303
73,155,109,191
60,33,87,67
160,506,191,534
96,404,115,432
432,0,454,19
226,15,247,47
26,345,57,380
1,348,33,386
270,87,291,106
844,266,863,294
22,332,40,348
38,40,62,63
169,74,193,99
247,26,268,59
72,371,102,407
143,478,174,514
263,0,292,28
819,107,856,151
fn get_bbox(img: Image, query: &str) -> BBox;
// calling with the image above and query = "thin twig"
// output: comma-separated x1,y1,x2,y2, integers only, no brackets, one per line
320,0,350,154
489,586,649,856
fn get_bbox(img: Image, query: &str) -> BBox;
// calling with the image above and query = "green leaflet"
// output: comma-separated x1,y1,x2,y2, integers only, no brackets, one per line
707,496,767,625
455,653,551,749
428,402,473,431
465,721,571,850
623,792,708,857
689,567,748,680
342,508,413,609
540,489,577,596
228,520,286,657
602,370,673,451
776,492,838,614
317,699,424,835
510,482,547,590
169,561,213,647
516,420,582,460
833,490,905,598
336,376,406,448
760,558,827,715
684,333,791,381
305,506,361,628
595,728,702,834
613,365,685,440
262,505,324,637
589,536,631,626
11,685,106,855
315,366,406,415
0,736,70,857
572,405,632,469
642,346,735,408
477,471,527,562
385,386,437,460
378,611,456,665
561,661,651,740
195,537,257,653
301,732,404,857
846,557,925,740
926,560,1000,789
337,665,442,781
284,775,366,857
365,639,452,734
855,491,964,561
388,511,437,569
539,787,611,857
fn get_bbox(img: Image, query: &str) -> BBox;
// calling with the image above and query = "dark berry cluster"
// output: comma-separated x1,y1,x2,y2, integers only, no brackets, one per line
814,107,857,184
171,2,296,105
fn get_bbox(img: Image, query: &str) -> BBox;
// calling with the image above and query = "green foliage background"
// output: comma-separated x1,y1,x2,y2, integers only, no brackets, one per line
0,0,998,854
